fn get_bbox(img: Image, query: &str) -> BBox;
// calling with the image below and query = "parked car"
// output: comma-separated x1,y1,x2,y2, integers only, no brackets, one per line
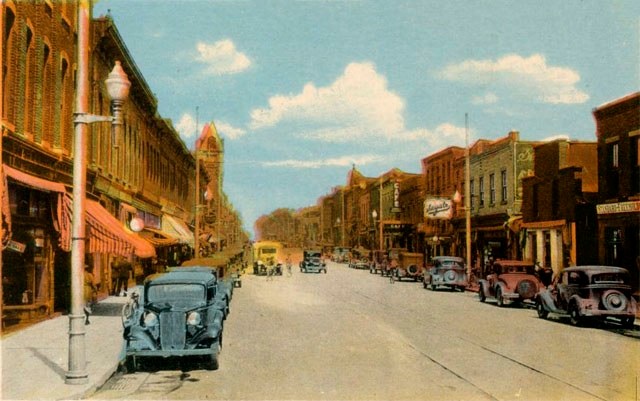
121,269,225,372
536,265,637,328
349,257,370,270
478,260,544,307
300,249,327,273
392,251,424,282
369,250,387,274
332,247,351,263
423,256,468,291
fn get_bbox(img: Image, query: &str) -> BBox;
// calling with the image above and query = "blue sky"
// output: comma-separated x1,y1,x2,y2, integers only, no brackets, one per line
93,0,639,236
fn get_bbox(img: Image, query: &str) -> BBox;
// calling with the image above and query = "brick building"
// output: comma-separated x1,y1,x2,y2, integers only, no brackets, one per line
521,139,599,276
593,92,640,296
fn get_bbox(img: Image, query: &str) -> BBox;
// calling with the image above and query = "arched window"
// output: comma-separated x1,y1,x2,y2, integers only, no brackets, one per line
56,58,70,152
23,25,34,137
40,43,52,145
3,7,16,122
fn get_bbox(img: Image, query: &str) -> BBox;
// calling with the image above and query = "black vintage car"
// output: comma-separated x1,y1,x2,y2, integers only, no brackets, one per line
121,269,225,371
536,265,637,328
300,249,327,273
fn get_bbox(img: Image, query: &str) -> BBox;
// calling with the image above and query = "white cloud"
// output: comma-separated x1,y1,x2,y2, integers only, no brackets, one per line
215,121,246,140
249,62,405,140
195,39,251,76
472,92,499,105
175,113,198,140
439,54,589,104
263,154,383,169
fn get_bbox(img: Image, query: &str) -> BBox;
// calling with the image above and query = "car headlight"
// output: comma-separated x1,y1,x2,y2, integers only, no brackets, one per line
187,311,201,326
143,311,158,327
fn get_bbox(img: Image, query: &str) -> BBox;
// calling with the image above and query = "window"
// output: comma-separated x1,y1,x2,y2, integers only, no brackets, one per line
479,177,485,206
501,170,507,202
609,142,619,168
23,27,34,136
632,136,639,193
470,179,475,209
489,173,495,205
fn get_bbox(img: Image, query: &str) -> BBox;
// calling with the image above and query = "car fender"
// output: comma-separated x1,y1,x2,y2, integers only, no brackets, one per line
126,326,158,351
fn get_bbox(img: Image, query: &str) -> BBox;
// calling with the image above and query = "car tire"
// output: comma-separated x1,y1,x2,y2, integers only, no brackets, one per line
124,356,137,374
496,287,505,307
536,300,549,319
205,340,221,371
569,304,582,326
430,284,436,291
478,285,486,303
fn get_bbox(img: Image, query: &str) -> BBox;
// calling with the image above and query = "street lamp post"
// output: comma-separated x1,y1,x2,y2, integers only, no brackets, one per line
66,1,130,384
371,210,378,250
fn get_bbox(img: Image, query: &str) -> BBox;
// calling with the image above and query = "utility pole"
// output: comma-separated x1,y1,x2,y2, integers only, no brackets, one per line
465,113,472,280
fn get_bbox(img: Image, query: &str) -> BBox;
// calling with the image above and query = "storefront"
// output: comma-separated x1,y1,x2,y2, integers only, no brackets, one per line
2,165,156,329
2,165,68,327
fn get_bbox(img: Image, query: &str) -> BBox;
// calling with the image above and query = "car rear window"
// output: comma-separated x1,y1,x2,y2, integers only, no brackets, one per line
147,284,205,303
592,273,626,284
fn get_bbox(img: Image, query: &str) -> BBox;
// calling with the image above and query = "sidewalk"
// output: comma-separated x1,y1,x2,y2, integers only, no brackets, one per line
1,296,128,400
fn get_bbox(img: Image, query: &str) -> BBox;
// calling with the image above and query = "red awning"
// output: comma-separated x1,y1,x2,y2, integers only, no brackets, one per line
140,227,180,247
61,195,156,258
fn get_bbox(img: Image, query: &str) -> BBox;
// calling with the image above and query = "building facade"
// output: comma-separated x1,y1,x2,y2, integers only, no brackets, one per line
521,139,599,276
593,92,640,296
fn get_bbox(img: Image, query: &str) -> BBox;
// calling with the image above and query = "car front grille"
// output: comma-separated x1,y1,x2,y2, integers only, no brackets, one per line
160,311,186,350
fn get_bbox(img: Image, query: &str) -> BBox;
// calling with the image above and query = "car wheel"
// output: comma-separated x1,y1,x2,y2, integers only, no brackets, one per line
569,304,582,326
423,281,427,289
496,287,505,307
124,356,137,374
430,284,436,291
536,300,549,319
478,285,486,303
205,340,221,371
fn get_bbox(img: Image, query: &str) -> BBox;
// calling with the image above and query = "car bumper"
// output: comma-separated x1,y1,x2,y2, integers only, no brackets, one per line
126,348,213,358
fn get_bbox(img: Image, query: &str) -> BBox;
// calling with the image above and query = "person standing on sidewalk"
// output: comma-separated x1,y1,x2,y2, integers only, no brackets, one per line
115,257,133,296
83,265,97,325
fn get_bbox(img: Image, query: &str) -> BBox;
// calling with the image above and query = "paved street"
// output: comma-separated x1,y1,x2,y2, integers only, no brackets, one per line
92,260,640,401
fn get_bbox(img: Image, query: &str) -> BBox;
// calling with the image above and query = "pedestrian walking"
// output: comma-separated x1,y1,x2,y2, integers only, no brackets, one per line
115,257,133,296
83,265,97,325
285,254,292,276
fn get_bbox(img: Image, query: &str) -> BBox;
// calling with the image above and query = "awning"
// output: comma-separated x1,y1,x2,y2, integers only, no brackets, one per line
140,227,180,247
61,195,156,258
3,165,67,249
4,164,66,193
162,215,194,247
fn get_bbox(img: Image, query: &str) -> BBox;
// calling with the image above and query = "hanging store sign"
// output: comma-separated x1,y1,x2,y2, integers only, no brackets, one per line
596,201,640,215
6,240,26,253
424,197,453,220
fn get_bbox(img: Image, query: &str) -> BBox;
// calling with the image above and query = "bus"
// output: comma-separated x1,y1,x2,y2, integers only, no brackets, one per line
252,241,284,276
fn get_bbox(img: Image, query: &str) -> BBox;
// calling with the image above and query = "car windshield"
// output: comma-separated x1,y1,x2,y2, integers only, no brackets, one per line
592,273,627,284
261,248,277,255
147,284,205,303
306,252,321,258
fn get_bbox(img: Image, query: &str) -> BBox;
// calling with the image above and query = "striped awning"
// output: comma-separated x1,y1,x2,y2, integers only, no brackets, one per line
162,215,194,247
61,195,156,258
140,227,180,247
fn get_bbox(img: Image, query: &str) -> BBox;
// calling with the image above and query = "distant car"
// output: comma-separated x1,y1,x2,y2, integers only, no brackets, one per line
349,258,369,270
423,256,468,291
536,265,637,328
121,269,225,372
478,260,544,307
300,249,327,273
332,247,351,263
392,251,424,282
369,250,387,274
